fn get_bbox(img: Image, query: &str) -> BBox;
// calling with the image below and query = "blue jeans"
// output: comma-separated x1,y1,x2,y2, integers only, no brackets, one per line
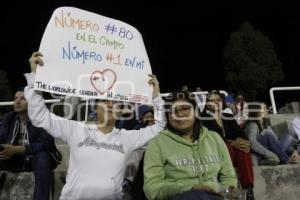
278,133,300,155
257,132,289,163
0,152,53,200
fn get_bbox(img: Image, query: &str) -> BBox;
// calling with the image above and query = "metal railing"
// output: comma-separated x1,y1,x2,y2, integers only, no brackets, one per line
0,90,228,121
0,99,60,106
269,86,300,114
160,91,228,97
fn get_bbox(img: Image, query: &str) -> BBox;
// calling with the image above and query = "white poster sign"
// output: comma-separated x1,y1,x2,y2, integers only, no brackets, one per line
36,7,152,104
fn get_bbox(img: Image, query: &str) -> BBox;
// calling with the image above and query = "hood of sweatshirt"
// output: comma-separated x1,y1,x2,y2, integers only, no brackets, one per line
160,126,210,146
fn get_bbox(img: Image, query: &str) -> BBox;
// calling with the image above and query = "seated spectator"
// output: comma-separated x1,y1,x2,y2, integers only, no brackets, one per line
245,103,300,165
201,90,255,200
144,91,237,200
0,87,61,200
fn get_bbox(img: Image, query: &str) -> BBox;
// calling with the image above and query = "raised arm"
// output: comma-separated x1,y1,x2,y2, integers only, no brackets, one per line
24,52,78,143
123,74,166,149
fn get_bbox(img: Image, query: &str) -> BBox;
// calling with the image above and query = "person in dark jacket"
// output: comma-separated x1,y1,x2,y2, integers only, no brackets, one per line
201,90,255,200
0,87,61,200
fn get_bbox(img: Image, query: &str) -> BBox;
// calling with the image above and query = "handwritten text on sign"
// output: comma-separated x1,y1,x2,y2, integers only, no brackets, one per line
35,7,152,104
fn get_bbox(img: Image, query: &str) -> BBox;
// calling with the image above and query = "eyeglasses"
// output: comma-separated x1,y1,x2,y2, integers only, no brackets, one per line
171,105,193,116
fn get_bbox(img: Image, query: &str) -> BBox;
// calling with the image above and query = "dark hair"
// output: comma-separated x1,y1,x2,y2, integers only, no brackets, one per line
163,90,202,141
204,90,226,112
163,90,196,109
137,105,153,120
246,103,269,131
234,93,245,111
15,87,25,93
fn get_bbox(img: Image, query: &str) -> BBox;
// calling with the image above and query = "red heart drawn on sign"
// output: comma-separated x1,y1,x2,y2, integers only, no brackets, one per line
90,69,117,95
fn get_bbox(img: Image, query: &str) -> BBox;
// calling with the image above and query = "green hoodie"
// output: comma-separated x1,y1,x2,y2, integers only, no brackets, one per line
144,126,237,200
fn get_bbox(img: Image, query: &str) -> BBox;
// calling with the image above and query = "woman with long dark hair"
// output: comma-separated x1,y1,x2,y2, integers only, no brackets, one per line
144,91,237,200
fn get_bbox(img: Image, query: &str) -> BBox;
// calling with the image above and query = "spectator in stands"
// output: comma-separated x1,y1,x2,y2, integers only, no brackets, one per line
245,103,300,165
25,52,165,200
144,90,237,200
0,87,61,200
201,90,255,200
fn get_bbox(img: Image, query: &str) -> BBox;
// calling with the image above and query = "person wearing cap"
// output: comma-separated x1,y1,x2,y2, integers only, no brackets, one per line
144,91,237,200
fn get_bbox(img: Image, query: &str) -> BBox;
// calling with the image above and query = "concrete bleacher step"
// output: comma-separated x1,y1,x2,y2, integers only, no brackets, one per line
0,144,69,200
253,164,300,200
1,164,300,200
269,114,299,128
278,102,300,114
0,171,34,200
269,114,299,138
0,171,66,200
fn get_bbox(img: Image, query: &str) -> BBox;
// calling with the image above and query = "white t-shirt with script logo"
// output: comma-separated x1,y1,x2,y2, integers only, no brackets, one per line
24,73,165,200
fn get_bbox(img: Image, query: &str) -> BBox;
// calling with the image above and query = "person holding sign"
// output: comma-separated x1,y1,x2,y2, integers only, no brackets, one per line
24,52,166,200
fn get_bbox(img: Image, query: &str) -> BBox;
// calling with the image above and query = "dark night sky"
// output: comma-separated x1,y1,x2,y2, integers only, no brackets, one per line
1,1,299,103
